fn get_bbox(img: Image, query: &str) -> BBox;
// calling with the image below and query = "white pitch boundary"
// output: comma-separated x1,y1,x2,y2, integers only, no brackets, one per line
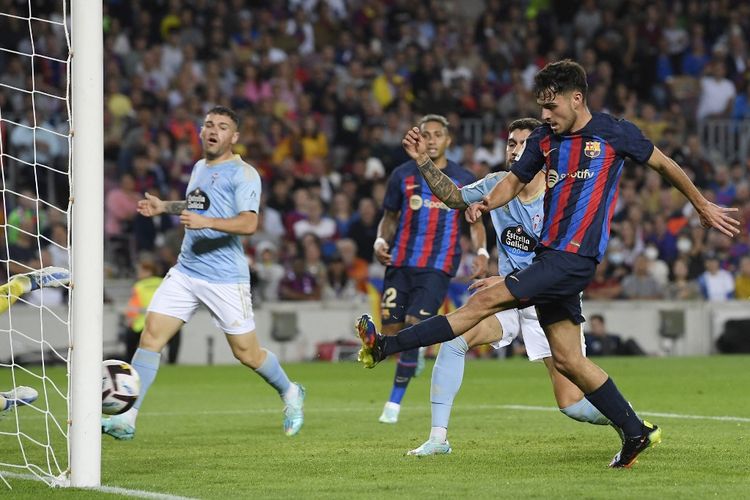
132,403,750,423
0,471,196,499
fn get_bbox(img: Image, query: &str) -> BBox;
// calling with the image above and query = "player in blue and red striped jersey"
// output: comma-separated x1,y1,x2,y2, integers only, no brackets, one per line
356,60,739,468
371,114,488,424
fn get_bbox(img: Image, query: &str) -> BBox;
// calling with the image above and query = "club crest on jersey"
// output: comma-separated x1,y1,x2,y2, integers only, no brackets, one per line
409,194,423,210
187,188,211,212
584,141,601,158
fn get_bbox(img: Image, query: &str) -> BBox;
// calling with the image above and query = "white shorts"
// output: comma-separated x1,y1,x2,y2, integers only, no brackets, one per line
491,307,586,361
148,268,256,334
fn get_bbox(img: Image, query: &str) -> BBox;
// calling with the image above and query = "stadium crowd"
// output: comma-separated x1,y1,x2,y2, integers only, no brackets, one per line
1,0,749,302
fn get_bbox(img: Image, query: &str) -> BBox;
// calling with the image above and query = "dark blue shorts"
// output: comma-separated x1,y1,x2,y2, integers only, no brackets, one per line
504,247,597,326
381,266,451,325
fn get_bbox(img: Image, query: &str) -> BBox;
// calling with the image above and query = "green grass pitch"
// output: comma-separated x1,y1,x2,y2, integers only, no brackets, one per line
2,355,750,498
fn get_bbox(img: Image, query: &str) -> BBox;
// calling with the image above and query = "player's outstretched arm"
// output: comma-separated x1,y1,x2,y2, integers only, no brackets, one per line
402,127,466,209
646,147,740,237
137,192,187,217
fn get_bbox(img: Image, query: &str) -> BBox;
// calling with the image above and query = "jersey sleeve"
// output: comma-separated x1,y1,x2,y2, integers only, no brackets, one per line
617,119,655,164
460,172,507,204
235,165,262,213
382,167,403,212
509,127,547,183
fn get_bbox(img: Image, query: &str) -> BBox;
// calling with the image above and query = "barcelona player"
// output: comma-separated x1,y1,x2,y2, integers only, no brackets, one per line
356,60,739,467
372,114,487,424
406,118,619,456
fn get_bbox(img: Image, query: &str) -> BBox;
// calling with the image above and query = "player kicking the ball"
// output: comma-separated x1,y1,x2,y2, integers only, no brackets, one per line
357,60,740,468
406,118,617,456
102,106,304,440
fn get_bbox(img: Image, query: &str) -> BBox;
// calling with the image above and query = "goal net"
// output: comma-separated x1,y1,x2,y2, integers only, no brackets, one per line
0,0,102,489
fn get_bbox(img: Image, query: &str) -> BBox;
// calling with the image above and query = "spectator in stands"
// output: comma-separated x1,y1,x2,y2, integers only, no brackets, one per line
278,255,321,301
322,252,359,301
293,196,337,244
253,241,285,302
696,60,736,122
665,258,701,300
7,190,46,246
621,254,665,300
735,256,750,300
584,315,623,357
336,238,369,293
698,253,735,301
585,260,624,300
346,197,379,263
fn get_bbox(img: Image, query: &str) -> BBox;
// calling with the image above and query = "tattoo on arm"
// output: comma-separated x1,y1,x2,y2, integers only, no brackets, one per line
378,210,399,243
164,201,187,215
417,158,467,209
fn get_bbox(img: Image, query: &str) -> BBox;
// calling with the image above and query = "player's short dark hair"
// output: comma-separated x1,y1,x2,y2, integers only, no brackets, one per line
533,59,588,101
508,118,542,133
206,105,240,129
590,314,605,323
418,114,450,133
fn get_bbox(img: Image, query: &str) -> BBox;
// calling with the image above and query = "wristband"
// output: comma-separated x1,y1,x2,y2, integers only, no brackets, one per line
477,247,490,258
374,237,387,250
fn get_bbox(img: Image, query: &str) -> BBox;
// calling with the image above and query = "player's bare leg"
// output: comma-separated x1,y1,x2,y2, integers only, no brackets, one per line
226,331,305,436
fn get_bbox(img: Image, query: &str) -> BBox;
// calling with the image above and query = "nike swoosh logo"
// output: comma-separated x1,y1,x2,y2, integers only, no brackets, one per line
509,275,520,282
419,309,431,316
405,184,419,190
543,148,558,158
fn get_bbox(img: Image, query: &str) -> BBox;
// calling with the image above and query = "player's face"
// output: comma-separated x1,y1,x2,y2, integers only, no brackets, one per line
505,128,533,168
537,90,583,134
200,113,239,159
420,121,451,160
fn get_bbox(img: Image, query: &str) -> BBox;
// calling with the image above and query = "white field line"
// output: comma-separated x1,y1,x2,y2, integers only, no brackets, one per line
0,471,197,499
131,403,750,423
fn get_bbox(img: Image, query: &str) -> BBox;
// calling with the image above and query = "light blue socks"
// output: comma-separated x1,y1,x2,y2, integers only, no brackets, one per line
560,397,611,425
255,349,291,398
430,336,469,429
131,348,161,411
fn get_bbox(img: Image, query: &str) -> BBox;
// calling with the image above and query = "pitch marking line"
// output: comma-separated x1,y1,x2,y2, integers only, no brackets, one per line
138,404,750,423
0,471,196,499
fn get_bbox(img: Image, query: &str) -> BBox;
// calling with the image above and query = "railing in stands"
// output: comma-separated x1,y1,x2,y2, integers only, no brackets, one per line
698,119,750,164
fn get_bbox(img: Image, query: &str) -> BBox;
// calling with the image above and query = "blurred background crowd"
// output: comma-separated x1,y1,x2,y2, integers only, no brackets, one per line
1,0,749,306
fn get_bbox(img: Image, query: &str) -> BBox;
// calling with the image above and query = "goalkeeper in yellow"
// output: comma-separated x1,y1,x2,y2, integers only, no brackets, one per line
0,266,70,415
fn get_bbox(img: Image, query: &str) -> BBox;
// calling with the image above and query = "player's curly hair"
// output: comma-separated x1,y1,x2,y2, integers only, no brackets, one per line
533,59,588,102
207,105,240,129
508,117,542,133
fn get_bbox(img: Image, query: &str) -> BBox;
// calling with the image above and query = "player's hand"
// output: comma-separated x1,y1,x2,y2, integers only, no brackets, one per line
468,275,504,293
374,239,392,266
179,210,211,230
469,253,489,280
697,202,741,237
137,192,165,217
402,127,428,164
465,199,491,223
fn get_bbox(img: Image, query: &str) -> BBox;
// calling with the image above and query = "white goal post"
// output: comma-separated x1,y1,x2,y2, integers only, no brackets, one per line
69,0,103,488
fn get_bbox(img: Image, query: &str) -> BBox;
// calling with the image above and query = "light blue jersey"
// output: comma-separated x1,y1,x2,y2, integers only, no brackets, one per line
175,155,261,283
460,172,544,276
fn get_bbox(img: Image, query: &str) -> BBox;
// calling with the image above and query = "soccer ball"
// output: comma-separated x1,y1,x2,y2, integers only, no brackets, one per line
102,359,140,415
